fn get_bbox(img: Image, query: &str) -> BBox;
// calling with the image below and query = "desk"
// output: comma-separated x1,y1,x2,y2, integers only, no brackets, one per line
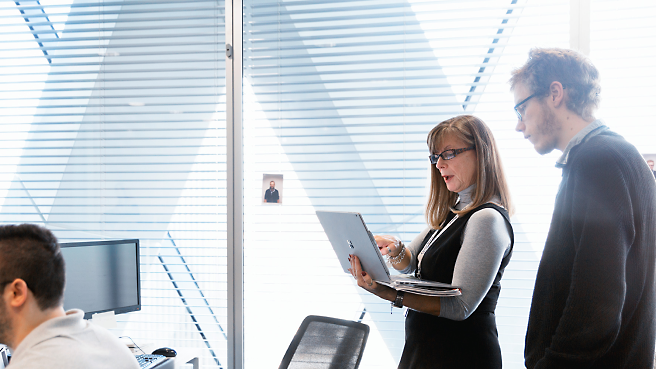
174,352,200,369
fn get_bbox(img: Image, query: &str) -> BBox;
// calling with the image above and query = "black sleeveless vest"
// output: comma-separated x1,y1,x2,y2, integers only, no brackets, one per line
398,203,514,369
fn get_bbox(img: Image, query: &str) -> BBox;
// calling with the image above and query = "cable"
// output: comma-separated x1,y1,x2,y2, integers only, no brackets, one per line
119,336,146,355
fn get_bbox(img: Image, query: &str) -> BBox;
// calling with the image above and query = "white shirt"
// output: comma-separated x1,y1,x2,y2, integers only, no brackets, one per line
8,309,139,369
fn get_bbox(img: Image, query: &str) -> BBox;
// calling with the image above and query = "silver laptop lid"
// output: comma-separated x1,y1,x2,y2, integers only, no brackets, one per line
316,210,391,283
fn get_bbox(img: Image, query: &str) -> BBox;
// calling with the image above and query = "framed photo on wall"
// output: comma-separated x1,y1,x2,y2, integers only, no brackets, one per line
642,154,656,179
262,174,283,204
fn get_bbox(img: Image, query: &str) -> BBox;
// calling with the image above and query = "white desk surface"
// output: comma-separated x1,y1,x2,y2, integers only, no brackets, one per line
138,343,202,369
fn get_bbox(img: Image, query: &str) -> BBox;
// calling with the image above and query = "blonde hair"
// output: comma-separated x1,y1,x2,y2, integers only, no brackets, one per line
426,115,514,229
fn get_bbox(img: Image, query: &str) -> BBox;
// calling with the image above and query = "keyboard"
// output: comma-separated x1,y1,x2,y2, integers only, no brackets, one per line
135,354,168,369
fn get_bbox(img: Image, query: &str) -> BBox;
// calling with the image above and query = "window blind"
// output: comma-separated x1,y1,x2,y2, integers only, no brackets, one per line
0,1,226,367
590,0,656,152
3,1,654,368
241,1,569,368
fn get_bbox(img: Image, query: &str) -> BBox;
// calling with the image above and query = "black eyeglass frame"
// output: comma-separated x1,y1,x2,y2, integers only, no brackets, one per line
514,85,566,121
429,146,475,164
513,92,538,121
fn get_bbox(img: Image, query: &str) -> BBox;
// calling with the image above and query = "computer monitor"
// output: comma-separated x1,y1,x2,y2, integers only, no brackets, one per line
60,239,141,319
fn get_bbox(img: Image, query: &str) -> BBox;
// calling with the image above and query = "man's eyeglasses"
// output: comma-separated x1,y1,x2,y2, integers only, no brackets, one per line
429,146,475,164
514,93,537,121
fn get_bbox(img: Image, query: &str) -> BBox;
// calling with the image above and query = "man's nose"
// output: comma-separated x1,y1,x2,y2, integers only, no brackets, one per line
515,119,525,132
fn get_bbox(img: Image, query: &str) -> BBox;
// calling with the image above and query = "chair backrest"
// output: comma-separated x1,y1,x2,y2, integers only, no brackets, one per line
278,315,370,369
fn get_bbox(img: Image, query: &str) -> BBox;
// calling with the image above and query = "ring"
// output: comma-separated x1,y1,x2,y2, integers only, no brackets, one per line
367,280,373,287
386,246,391,254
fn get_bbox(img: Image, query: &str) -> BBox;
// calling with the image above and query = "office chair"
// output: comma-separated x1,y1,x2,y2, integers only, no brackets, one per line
278,315,370,369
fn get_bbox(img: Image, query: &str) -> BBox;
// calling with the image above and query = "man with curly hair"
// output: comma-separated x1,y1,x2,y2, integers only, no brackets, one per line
510,48,656,369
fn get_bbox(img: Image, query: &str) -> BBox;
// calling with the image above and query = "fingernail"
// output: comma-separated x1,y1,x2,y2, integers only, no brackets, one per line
361,271,367,276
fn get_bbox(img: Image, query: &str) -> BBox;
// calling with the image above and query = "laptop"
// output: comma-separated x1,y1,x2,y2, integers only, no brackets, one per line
316,210,460,296
316,210,392,283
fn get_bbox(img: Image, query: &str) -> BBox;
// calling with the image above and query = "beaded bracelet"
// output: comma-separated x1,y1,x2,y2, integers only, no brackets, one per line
387,242,406,265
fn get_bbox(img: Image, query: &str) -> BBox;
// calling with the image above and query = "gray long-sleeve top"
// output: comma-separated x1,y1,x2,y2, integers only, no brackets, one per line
399,185,512,321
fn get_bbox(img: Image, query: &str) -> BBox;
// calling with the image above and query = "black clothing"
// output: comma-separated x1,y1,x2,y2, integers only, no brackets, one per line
525,130,656,369
264,188,279,203
398,203,514,369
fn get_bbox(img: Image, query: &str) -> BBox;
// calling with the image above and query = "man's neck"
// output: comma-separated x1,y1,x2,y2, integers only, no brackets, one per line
555,110,595,152
11,305,66,350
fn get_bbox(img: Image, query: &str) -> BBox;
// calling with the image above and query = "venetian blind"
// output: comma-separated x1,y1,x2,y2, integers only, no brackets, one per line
240,1,569,369
590,0,656,153
0,1,227,367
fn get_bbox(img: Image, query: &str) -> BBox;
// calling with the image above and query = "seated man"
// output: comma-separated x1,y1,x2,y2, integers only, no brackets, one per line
0,224,139,369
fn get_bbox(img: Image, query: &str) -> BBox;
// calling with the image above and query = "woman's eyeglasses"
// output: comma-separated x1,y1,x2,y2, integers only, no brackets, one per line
429,146,475,164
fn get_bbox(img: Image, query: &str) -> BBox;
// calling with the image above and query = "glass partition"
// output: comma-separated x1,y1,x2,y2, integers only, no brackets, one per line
0,1,227,367
241,1,568,368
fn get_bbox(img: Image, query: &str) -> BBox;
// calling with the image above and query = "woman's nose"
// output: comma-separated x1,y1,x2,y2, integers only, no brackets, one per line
436,156,446,169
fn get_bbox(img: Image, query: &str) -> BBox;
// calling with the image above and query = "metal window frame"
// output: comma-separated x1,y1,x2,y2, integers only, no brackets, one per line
226,1,244,369
570,0,591,55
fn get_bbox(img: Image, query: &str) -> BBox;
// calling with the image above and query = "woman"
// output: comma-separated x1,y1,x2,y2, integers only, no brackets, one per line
349,115,514,369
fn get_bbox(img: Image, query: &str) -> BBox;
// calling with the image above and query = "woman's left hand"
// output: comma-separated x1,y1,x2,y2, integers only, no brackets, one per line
348,255,406,310
348,254,378,292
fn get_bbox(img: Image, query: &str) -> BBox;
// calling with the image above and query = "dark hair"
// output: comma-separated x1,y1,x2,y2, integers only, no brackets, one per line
0,224,65,310
426,115,513,229
510,48,601,121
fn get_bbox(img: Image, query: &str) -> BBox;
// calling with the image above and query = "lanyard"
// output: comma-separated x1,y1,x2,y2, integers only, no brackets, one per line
416,214,459,279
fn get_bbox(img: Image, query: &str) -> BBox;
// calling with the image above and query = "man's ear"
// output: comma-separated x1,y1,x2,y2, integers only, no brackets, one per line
549,81,566,108
4,279,29,308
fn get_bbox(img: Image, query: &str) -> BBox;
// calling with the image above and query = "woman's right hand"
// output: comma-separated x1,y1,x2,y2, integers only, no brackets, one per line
375,235,401,257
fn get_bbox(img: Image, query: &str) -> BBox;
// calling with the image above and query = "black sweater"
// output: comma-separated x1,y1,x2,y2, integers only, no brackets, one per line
525,130,656,369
